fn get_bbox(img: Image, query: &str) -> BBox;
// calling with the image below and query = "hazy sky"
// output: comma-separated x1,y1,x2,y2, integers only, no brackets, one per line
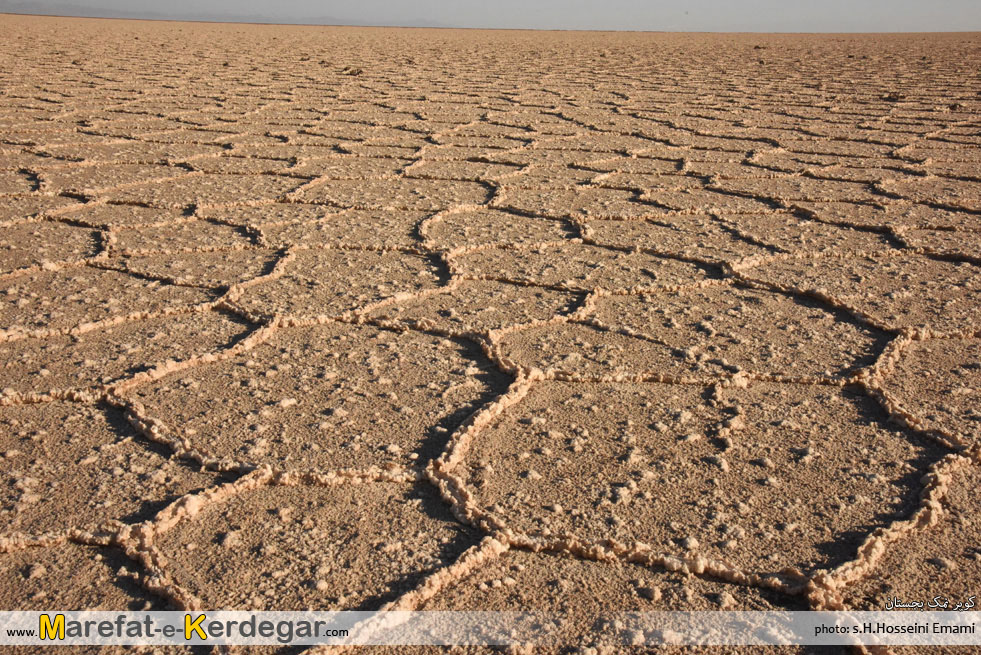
3,0,980,32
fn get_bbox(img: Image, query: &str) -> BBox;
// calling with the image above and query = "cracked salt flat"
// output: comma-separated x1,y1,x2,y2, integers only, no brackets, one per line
1,14,980,651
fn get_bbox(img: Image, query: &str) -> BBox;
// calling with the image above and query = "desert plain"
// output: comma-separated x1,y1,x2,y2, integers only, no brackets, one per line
0,13,981,653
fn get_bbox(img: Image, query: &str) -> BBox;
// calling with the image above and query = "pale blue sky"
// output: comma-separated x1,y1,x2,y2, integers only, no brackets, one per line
2,0,979,32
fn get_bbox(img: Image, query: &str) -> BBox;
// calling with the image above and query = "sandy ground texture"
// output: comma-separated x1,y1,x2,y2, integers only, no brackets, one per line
0,13,980,654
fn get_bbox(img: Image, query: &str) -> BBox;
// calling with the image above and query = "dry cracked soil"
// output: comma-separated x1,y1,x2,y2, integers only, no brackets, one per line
0,13,980,655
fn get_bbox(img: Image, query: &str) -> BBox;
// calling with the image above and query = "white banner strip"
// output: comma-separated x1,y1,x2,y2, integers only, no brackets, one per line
0,610,978,646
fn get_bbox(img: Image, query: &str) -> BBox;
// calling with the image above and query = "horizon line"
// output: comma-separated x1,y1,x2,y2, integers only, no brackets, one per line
2,11,979,34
